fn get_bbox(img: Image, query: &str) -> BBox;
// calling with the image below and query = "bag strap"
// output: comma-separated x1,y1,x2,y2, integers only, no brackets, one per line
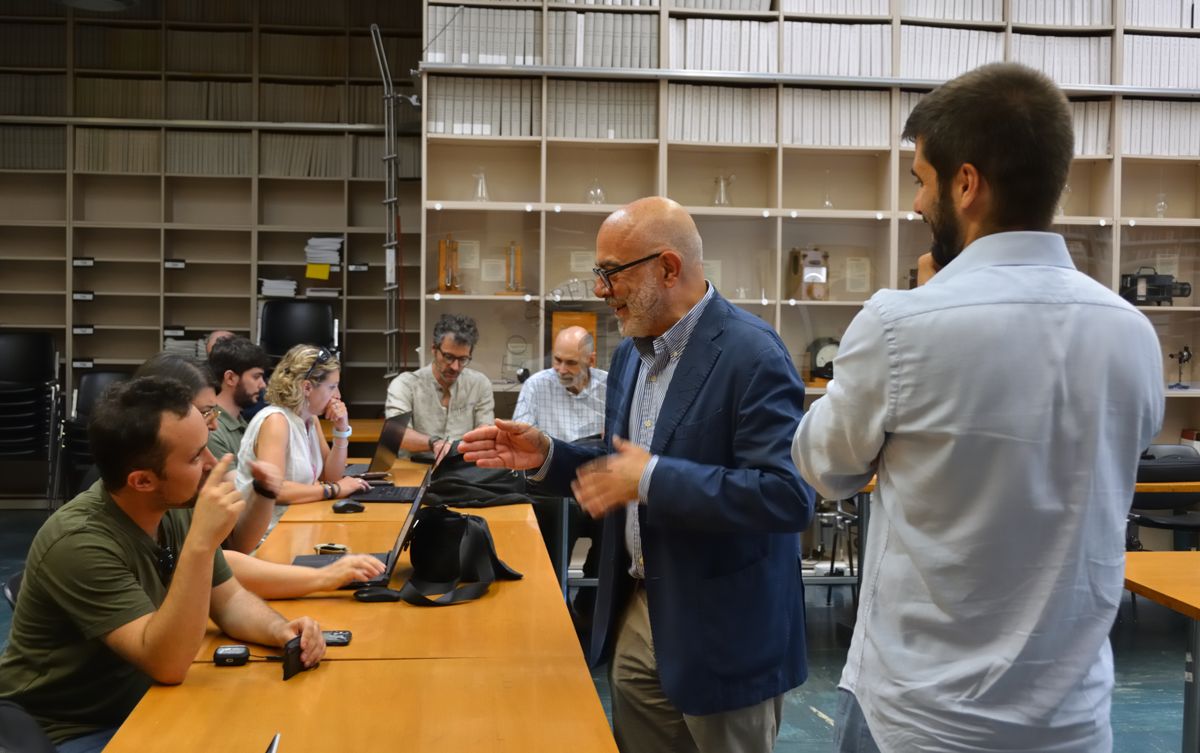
398,516,500,606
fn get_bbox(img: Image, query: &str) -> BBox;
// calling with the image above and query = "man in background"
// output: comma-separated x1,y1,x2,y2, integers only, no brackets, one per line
513,325,607,443
206,335,268,463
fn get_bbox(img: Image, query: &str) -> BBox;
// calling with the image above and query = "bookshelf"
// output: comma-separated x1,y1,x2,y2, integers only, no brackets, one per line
0,0,422,416
419,0,1200,442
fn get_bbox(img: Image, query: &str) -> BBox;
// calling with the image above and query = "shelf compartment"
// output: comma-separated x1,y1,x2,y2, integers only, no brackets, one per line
73,262,161,297
258,230,344,264
1121,160,1200,220
344,331,388,365
667,144,778,209
0,173,66,221
74,76,163,119
0,71,67,116
72,294,160,327
165,130,252,177
784,217,890,303
166,28,251,75
164,176,252,225
0,125,66,170
545,213,603,303
1,259,65,292
695,216,778,300
425,141,540,204
347,263,419,298
163,296,252,331
778,303,859,383
546,142,658,207
0,21,66,68
72,329,160,364
0,225,65,260
260,132,346,179
1056,220,1115,288
73,226,159,263
349,180,408,229
1119,225,1200,307
164,229,251,264
424,209,541,296
73,175,160,224
259,179,345,227
337,362,392,411
164,262,252,296
784,151,890,212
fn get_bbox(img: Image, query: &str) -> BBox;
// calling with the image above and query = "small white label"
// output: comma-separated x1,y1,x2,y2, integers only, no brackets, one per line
164,259,186,270
163,328,185,337
72,292,94,301
569,250,593,273
846,257,872,294
72,326,93,335
348,264,369,273
72,360,93,369
457,240,481,269
72,257,94,267
480,258,506,282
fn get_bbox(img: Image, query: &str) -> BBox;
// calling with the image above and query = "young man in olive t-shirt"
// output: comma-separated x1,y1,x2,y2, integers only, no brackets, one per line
0,378,327,752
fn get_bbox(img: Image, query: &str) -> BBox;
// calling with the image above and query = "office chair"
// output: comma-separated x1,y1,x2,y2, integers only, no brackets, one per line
3,569,22,609
258,300,338,361
55,372,128,504
0,332,56,386
0,332,61,502
1128,444,1200,550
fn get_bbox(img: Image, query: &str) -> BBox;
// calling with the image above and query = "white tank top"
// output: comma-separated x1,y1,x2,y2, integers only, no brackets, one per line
235,405,324,519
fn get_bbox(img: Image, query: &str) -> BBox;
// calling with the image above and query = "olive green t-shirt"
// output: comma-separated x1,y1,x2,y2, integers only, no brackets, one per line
207,407,247,467
0,481,232,743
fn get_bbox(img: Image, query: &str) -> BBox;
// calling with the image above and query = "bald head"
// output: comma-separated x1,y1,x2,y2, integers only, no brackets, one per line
205,330,235,354
594,197,708,338
551,326,595,393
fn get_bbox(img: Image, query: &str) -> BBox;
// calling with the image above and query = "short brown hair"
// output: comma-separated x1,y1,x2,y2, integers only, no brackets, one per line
902,63,1073,231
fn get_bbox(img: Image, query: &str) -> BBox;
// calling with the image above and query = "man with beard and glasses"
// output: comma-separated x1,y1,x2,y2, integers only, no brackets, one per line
513,325,607,444
206,335,269,466
0,378,325,753
461,196,814,753
792,63,1163,753
384,313,495,456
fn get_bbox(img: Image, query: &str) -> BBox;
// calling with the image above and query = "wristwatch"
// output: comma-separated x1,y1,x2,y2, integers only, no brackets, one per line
428,435,442,451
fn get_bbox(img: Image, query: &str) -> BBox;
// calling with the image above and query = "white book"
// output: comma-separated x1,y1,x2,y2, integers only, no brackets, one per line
619,14,632,67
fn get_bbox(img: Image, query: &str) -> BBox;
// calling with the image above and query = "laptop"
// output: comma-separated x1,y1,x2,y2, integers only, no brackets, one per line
290,443,450,589
343,414,410,477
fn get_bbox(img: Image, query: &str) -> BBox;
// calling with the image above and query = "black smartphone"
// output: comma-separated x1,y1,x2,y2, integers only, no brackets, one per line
323,629,352,646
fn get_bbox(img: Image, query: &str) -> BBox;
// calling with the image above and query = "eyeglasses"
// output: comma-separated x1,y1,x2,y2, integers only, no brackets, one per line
593,252,663,294
302,347,333,382
434,346,472,367
156,542,176,586
199,405,221,423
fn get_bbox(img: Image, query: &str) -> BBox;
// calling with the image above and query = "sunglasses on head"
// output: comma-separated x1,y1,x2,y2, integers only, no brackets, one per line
302,347,333,382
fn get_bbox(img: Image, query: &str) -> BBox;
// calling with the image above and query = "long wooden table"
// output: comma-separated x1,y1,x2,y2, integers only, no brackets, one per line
1125,551,1200,752
105,461,616,753
105,656,615,753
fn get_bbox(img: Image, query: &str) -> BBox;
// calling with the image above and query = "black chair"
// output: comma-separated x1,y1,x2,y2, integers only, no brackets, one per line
0,333,61,501
74,370,128,419
0,332,56,385
258,300,337,361
3,568,22,609
55,372,128,504
1128,444,1200,550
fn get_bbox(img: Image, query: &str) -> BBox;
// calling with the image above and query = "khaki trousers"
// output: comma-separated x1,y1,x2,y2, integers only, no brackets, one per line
608,584,784,753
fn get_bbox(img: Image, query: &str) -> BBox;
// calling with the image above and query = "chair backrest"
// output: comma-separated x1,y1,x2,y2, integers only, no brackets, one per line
0,332,57,385
3,568,22,609
74,371,129,419
259,301,336,359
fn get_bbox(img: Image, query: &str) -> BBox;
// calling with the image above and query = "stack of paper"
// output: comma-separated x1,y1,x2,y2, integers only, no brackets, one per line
305,237,342,265
163,337,204,358
260,278,297,297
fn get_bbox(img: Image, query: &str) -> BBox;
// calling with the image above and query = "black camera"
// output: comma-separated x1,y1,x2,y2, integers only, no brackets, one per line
1119,266,1192,306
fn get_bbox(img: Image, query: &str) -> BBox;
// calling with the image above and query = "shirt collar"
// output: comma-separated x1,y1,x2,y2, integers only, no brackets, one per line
926,231,1076,287
634,282,715,366
217,406,246,431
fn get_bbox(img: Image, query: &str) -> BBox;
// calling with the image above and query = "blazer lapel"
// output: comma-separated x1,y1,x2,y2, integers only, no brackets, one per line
605,344,640,448
650,294,729,453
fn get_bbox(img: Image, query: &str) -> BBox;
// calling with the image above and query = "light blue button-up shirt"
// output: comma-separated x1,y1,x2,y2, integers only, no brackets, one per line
793,231,1164,752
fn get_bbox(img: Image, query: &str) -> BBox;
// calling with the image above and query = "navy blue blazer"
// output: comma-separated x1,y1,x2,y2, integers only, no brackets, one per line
540,292,814,716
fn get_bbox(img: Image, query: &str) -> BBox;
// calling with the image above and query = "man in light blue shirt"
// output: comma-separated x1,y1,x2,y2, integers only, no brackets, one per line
793,63,1164,753
513,325,607,443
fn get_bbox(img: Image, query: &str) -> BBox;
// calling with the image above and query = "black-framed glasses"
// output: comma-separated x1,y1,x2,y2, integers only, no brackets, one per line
593,252,663,293
155,542,176,586
433,346,472,367
302,347,333,382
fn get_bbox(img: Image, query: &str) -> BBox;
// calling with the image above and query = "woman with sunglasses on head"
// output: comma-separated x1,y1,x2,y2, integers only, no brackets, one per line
235,344,370,529
134,353,385,596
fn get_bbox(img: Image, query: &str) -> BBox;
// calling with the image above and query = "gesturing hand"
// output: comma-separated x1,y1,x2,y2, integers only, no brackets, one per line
248,459,283,498
572,437,652,519
191,454,244,550
459,419,550,470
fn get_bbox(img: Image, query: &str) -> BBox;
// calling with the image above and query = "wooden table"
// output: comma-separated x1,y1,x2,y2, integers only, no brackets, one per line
105,656,616,753
1125,551,1200,752
196,507,585,662
319,417,385,444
